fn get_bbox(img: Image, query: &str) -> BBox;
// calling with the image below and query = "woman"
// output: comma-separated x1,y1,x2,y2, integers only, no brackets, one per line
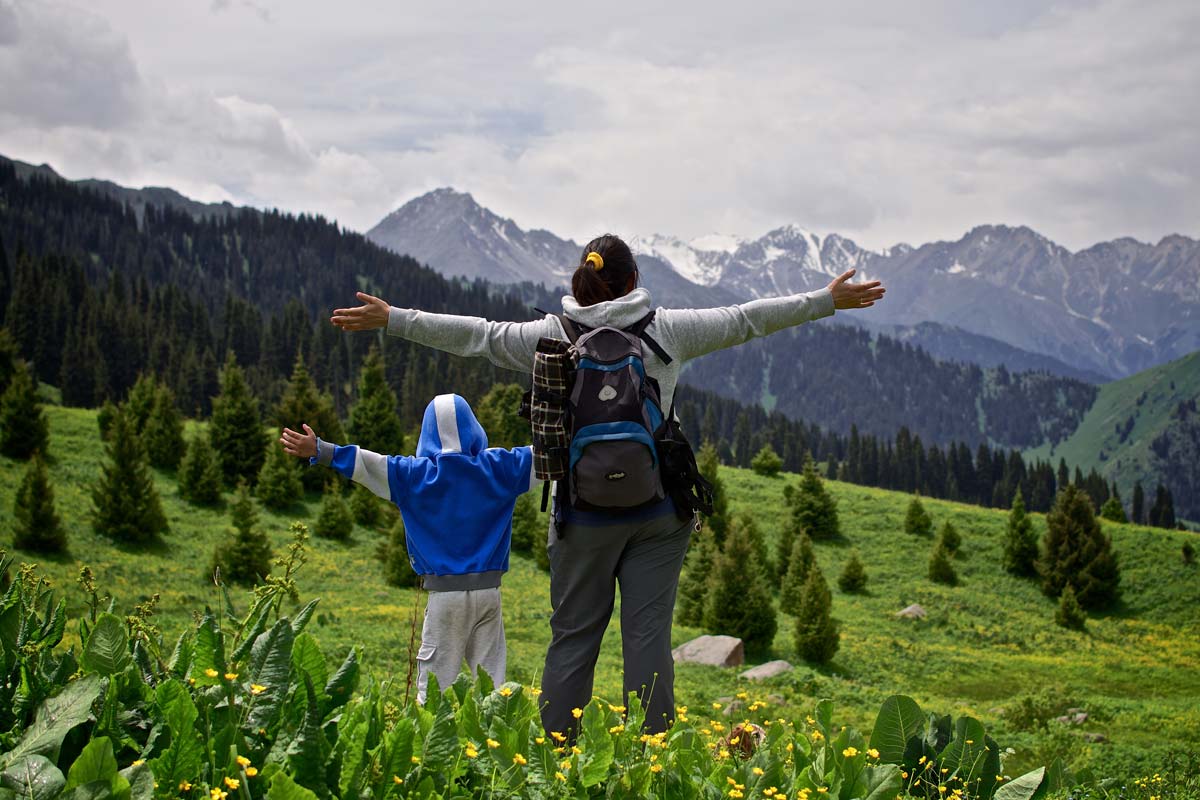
331,234,884,736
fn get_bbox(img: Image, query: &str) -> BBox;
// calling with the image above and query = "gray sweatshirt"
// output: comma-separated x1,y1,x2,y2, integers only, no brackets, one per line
386,287,835,411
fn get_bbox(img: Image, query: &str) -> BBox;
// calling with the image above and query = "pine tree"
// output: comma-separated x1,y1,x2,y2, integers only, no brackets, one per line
210,481,273,585
937,520,962,556
351,483,385,529
904,493,932,537
785,454,840,544
1148,484,1176,529
1131,481,1145,525
178,430,224,505
794,565,839,664
703,515,777,654
348,345,406,455
274,352,343,491
383,516,420,587
143,384,185,470
210,354,268,487
475,382,528,450
1038,484,1121,610
1003,489,1039,577
91,408,169,543
779,530,816,615
676,522,717,627
1099,496,1127,523
928,543,958,585
124,373,157,433
1055,584,1086,631
697,441,729,546
750,444,783,477
0,361,49,459
510,492,540,554
255,441,303,510
314,481,354,540
1183,542,1195,566
0,327,17,394
97,400,119,441
837,551,868,593
12,453,66,553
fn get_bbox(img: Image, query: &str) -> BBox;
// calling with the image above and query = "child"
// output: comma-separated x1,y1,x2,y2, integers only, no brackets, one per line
281,392,534,701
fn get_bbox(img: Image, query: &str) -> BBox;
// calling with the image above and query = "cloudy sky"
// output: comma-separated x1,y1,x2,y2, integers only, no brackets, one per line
1,0,1196,251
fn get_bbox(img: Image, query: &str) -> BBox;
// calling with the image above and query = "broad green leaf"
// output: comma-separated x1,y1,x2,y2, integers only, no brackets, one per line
995,767,1046,800
577,702,615,787
421,698,460,774
230,604,271,667
290,599,320,636
246,620,295,733
80,614,130,676
35,600,66,649
149,681,202,790
119,764,151,800
381,720,415,785
285,674,330,794
190,611,224,687
290,634,328,692
336,699,371,798
869,695,924,764
267,771,320,800
0,756,66,800
64,737,118,792
167,632,192,678
815,699,835,737
858,764,904,800
2,675,102,767
323,647,359,712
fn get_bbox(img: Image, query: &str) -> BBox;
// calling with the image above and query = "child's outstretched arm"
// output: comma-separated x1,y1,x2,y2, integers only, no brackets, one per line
280,425,408,502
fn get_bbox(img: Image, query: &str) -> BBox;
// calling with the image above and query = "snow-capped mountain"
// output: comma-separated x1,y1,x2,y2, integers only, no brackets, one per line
367,188,1199,379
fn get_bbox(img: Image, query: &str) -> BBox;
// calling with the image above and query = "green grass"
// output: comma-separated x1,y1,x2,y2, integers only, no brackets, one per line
1025,349,1200,523
4,406,1199,780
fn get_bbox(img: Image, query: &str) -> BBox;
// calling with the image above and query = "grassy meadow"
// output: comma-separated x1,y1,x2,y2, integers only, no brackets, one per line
3,406,1199,782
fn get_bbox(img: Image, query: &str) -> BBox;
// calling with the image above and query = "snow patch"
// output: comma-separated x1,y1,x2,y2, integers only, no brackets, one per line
690,233,743,254
947,261,967,275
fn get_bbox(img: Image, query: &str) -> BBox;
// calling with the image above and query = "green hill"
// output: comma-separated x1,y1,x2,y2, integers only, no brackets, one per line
1026,350,1200,522
3,406,1199,781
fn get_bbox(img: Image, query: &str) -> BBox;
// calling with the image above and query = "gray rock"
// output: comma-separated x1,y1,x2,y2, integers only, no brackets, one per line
672,635,745,668
896,604,927,619
739,660,793,681
723,700,746,717
1083,733,1107,744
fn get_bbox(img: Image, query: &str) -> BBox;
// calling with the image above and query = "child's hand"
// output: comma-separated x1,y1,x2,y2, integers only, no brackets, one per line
280,424,318,459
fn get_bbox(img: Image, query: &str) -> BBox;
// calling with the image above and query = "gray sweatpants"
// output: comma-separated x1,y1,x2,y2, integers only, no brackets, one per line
416,588,506,703
539,512,693,737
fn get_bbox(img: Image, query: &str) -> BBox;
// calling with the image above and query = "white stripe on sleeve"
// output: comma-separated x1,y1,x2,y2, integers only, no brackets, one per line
352,447,392,500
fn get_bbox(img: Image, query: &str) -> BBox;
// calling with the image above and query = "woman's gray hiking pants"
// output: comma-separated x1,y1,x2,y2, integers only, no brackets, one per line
539,512,694,738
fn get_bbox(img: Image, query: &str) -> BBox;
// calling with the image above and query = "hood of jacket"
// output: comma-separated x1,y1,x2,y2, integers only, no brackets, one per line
561,287,654,330
416,393,488,457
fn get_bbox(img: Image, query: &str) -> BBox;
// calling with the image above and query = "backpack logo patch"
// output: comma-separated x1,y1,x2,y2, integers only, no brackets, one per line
597,385,617,402
605,470,627,481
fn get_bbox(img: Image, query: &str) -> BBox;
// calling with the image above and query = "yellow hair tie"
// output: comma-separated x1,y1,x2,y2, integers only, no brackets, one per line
585,252,604,271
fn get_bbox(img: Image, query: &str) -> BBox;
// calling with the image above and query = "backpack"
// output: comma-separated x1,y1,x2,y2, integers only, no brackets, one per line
521,311,714,526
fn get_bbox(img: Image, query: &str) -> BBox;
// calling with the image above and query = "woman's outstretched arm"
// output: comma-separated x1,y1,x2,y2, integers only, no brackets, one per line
330,292,559,373
656,269,885,362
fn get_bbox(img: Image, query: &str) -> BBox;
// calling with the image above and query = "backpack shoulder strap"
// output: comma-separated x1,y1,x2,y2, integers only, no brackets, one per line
625,312,673,365
554,313,588,345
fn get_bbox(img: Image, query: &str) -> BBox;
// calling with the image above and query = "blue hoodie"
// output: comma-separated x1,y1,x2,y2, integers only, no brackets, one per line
314,393,534,590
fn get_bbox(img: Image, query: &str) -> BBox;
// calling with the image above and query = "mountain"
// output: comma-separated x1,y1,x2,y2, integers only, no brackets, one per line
366,188,741,308
1025,350,1200,521
369,190,1199,379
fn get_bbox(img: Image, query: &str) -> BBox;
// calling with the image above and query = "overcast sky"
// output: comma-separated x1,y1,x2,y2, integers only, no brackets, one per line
1,0,1196,251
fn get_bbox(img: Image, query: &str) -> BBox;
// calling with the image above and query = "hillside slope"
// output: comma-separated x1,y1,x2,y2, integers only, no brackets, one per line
1026,350,1200,521
2,406,1197,779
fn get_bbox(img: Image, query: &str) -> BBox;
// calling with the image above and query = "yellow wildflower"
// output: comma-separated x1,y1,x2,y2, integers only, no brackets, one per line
209,790,226,800
811,730,824,742
204,669,219,678
487,739,500,749
245,768,258,778
938,787,947,795
236,756,251,768
530,687,542,696
465,746,479,759
728,777,738,786
411,756,421,764
786,742,794,753
131,759,145,767
736,692,749,700
393,776,402,785
806,716,815,725
918,756,927,765
817,789,828,795
498,686,513,697
651,764,663,773
713,702,723,710
609,724,625,734
560,759,572,771
571,746,582,755
179,781,192,791
868,748,880,759
551,731,566,742
610,704,626,713
555,772,567,782
730,792,744,799
250,684,267,695
224,672,238,681
677,705,688,715
535,736,545,745
571,707,583,719
842,747,858,758
752,767,764,776
718,749,730,759
513,753,527,766
223,777,239,790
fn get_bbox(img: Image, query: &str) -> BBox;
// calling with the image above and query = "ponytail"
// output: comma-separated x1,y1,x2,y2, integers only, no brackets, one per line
570,234,639,307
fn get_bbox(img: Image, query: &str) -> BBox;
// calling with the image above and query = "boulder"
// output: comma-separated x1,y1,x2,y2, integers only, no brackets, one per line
896,604,927,619
739,660,793,681
1083,732,1107,744
672,635,745,667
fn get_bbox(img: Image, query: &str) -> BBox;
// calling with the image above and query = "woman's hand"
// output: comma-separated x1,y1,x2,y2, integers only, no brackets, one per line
280,424,318,459
331,292,391,330
827,269,886,310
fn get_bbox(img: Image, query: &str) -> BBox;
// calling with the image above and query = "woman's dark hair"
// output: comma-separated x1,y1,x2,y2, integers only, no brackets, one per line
571,234,639,306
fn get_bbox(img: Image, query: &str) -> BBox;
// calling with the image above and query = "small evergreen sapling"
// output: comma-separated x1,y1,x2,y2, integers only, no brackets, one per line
383,516,419,588
675,522,717,627
0,361,48,459
794,565,839,664
13,453,66,553
255,441,303,510
937,520,962,556
703,515,777,654
787,454,840,541
123,373,157,433
837,551,868,594
928,543,958,586
348,346,406,455
697,441,729,547
314,480,355,540
1099,496,1127,523
1055,584,1086,631
1182,542,1195,566
178,430,223,505
274,353,343,492
91,409,169,543
210,354,268,488
1003,489,1039,577
350,484,386,529
510,492,540,554
904,493,932,537
97,400,119,440
533,518,551,573
143,385,185,470
1039,484,1121,610
750,444,783,477
210,481,273,585
779,530,816,616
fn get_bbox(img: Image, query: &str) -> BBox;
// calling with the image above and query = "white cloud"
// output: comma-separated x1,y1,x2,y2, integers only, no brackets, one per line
0,0,1196,251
